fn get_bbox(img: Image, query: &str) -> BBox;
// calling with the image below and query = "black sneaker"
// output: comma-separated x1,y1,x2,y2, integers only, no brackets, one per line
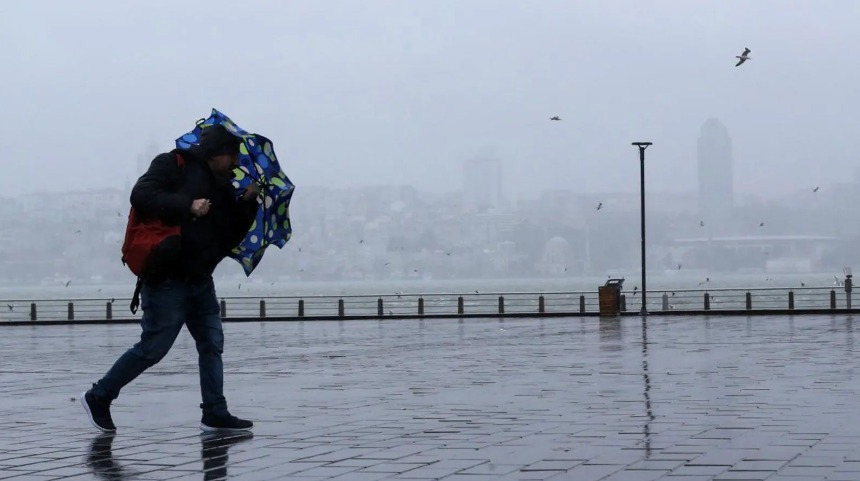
200,413,253,432
81,390,116,433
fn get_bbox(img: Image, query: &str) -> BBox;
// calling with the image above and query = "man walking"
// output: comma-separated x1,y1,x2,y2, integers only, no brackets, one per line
82,124,259,433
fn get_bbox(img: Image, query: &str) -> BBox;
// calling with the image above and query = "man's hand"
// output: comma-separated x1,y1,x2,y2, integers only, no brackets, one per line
190,198,211,217
242,183,261,202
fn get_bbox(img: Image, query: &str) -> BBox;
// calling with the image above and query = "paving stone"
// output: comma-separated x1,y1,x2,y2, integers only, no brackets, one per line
0,315,857,480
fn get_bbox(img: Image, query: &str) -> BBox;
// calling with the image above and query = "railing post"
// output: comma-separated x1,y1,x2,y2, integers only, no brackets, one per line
68,302,74,321
538,295,545,313
338,298,345,318
457,296,464,315
745,292,752,310
418,297,424,315
378,298,383,317
259,300,266,318
30,303,36,321
704,292,710,311
220,299,227,318
579,294,585,313
498,296,504,314
106,301,112,320
662,292,668,311
831,290,837,310
620,294,626,312
298,299,305,317
788,291,794,310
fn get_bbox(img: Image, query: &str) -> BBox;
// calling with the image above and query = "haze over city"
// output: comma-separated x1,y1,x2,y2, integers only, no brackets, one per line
1,0,859,292
1,1,859,199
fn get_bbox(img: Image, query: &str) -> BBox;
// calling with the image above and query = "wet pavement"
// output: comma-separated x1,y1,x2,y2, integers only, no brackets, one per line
1,315,859,480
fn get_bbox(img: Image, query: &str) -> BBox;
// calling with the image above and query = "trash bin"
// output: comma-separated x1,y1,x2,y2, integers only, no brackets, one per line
599,278,624,317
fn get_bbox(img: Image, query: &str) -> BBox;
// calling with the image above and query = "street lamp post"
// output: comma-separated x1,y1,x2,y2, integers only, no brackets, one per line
632,142,652,316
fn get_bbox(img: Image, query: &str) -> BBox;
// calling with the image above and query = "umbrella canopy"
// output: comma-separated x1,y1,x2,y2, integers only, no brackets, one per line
176,108,294,275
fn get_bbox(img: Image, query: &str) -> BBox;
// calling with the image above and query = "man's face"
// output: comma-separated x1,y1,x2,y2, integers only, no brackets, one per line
209,153,240,178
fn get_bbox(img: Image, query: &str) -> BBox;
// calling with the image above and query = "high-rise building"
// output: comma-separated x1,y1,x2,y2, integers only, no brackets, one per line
697,118,734,227
463,157,505,212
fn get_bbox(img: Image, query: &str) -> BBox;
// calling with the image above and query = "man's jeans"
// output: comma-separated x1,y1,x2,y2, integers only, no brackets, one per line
91,278,228,416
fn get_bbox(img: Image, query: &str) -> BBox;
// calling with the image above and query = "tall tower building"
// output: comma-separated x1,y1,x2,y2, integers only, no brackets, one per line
463,157,505,212
697,118,734,228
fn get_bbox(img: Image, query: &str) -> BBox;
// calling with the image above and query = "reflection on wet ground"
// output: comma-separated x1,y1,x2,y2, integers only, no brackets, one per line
0,315,858,480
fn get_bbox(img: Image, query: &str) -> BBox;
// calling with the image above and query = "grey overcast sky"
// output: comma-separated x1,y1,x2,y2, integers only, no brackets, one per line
0,0,858,199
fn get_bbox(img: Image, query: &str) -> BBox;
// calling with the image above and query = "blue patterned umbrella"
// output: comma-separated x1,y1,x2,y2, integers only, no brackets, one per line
176,108,294,275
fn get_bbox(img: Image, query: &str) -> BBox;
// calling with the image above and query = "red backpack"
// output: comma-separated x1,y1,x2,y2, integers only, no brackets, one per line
121,153,185,312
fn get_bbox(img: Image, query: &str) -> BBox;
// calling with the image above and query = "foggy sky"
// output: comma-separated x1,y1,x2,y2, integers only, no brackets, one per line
1,0,858,199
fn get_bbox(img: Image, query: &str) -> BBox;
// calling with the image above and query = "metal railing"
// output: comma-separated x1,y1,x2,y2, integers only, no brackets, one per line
0,285,857,324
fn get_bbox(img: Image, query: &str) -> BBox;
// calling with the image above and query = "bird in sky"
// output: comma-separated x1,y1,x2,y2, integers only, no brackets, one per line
735,47,751,67
550,116,561,121
759,222,765,227
813,186,820,192
699,220,705,227
677,263,682,270
65,280,71,287
596,202,603,211
632,286,638,296
6,303,13,311
359,239,364,244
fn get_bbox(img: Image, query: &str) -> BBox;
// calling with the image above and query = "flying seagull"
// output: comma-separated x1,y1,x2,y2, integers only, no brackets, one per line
813,186,820,192
735,47,751,67
596,202,603,211
699,220,705,227
759,222,765,227
550,116,561,121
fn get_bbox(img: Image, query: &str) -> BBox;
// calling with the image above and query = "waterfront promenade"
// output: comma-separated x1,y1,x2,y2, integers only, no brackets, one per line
1,315,859,480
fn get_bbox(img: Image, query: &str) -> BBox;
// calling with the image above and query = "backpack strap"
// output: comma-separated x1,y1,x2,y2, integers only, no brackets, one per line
130,278,143,314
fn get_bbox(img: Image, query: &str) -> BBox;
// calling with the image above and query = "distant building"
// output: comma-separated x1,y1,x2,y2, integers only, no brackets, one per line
697,118,734,229
463,157,505,212
539,236,571,276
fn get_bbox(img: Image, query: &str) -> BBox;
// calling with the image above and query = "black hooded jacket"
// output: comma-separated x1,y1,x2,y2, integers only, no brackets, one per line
130,148,257,282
